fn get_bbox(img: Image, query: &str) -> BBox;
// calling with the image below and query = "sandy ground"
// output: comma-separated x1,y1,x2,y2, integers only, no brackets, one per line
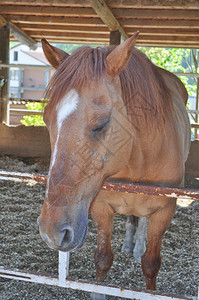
0,155,198,300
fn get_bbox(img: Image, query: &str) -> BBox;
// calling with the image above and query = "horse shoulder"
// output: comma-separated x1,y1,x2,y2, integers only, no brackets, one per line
155,67,190,161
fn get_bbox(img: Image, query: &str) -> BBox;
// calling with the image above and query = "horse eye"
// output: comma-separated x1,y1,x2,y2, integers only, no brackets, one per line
92,120,110,134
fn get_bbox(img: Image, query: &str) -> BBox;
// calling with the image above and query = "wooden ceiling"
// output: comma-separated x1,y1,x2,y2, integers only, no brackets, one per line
1,0,199,48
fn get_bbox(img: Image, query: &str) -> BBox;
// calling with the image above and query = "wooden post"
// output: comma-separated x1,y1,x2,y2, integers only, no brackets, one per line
0,22,9,123
90,0,127,41
110,30,121,45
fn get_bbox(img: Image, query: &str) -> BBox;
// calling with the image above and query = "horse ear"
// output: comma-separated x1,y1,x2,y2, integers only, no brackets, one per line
41,38,69,69
106,31,139,76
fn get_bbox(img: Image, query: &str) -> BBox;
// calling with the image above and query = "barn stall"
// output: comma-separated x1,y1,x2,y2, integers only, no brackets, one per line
0,0,199,299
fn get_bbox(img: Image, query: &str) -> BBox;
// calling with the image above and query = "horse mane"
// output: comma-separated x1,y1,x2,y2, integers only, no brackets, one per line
45,45,172,126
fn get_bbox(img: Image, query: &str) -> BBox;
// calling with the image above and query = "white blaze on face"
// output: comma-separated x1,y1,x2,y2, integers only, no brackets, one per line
51,89,79,167
56,89,79,132
46,89,79,199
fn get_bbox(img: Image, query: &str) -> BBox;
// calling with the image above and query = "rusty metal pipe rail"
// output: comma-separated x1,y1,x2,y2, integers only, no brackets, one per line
0,170,198,201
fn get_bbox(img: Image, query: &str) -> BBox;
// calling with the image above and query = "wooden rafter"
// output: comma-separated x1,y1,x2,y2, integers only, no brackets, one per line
19,24,109,34
9,15,105,26
17,24,199,36
0,15,37,49
9,22,37,49
25,31,109,39
112,8,199,19
90,0,128,40
8,15,199,29
9,35,199,48
1,6,199,20
11,31,199,43
0,6,97,17
1,0,199,9
121,19,199,29
0,15,7,27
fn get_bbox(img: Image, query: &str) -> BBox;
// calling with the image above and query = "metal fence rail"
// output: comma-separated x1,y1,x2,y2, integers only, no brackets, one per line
0,169,198,300
0,261,194,300
0,170,198,201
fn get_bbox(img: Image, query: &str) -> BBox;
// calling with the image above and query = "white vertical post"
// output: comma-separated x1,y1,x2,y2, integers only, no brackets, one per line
6,100,10,125
58,251,70,285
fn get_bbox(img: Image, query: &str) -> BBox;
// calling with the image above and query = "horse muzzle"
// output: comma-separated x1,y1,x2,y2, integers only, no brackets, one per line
37,212,88,252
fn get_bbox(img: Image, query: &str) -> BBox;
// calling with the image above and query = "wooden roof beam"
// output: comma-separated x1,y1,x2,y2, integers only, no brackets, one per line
0,16,6,27
90,0,128,40
27,31,199,43
19,24,109,34
30,34,109,42
0,6,96,17
10,36,199,48
2,0,199,9
9,22,37,50
10,15,106,26
10,15,199,29
17,23,199,32
18,24,199,37
2,6,199,19
122,19,199,29
0,15,37,49
10,37,106,45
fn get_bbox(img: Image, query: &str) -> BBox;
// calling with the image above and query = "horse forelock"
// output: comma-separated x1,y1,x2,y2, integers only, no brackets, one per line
45,45,172,126
45,46,109,106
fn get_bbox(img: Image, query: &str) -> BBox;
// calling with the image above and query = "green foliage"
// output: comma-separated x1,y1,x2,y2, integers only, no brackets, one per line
20,102,47,126
137,47,197,96
9,41,20,49
138,47,187,71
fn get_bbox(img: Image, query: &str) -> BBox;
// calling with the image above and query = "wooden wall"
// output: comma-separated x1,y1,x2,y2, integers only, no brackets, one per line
0,123,50,161
0,124,198,177
185,140,199,177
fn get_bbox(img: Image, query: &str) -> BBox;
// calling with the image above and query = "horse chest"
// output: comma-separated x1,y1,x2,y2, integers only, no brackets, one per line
99,190,164,217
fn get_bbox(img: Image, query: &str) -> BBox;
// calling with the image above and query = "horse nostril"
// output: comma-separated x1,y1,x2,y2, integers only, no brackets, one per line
60,226,74,248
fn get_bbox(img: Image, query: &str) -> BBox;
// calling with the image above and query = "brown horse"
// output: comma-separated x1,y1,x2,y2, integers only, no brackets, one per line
38,33,191,294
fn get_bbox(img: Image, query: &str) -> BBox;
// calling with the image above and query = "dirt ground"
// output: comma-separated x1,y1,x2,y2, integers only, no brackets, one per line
0,155,198,300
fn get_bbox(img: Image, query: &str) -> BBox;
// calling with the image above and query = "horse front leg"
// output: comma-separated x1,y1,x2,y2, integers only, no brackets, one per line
90,199,115,300
141,198,176,290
